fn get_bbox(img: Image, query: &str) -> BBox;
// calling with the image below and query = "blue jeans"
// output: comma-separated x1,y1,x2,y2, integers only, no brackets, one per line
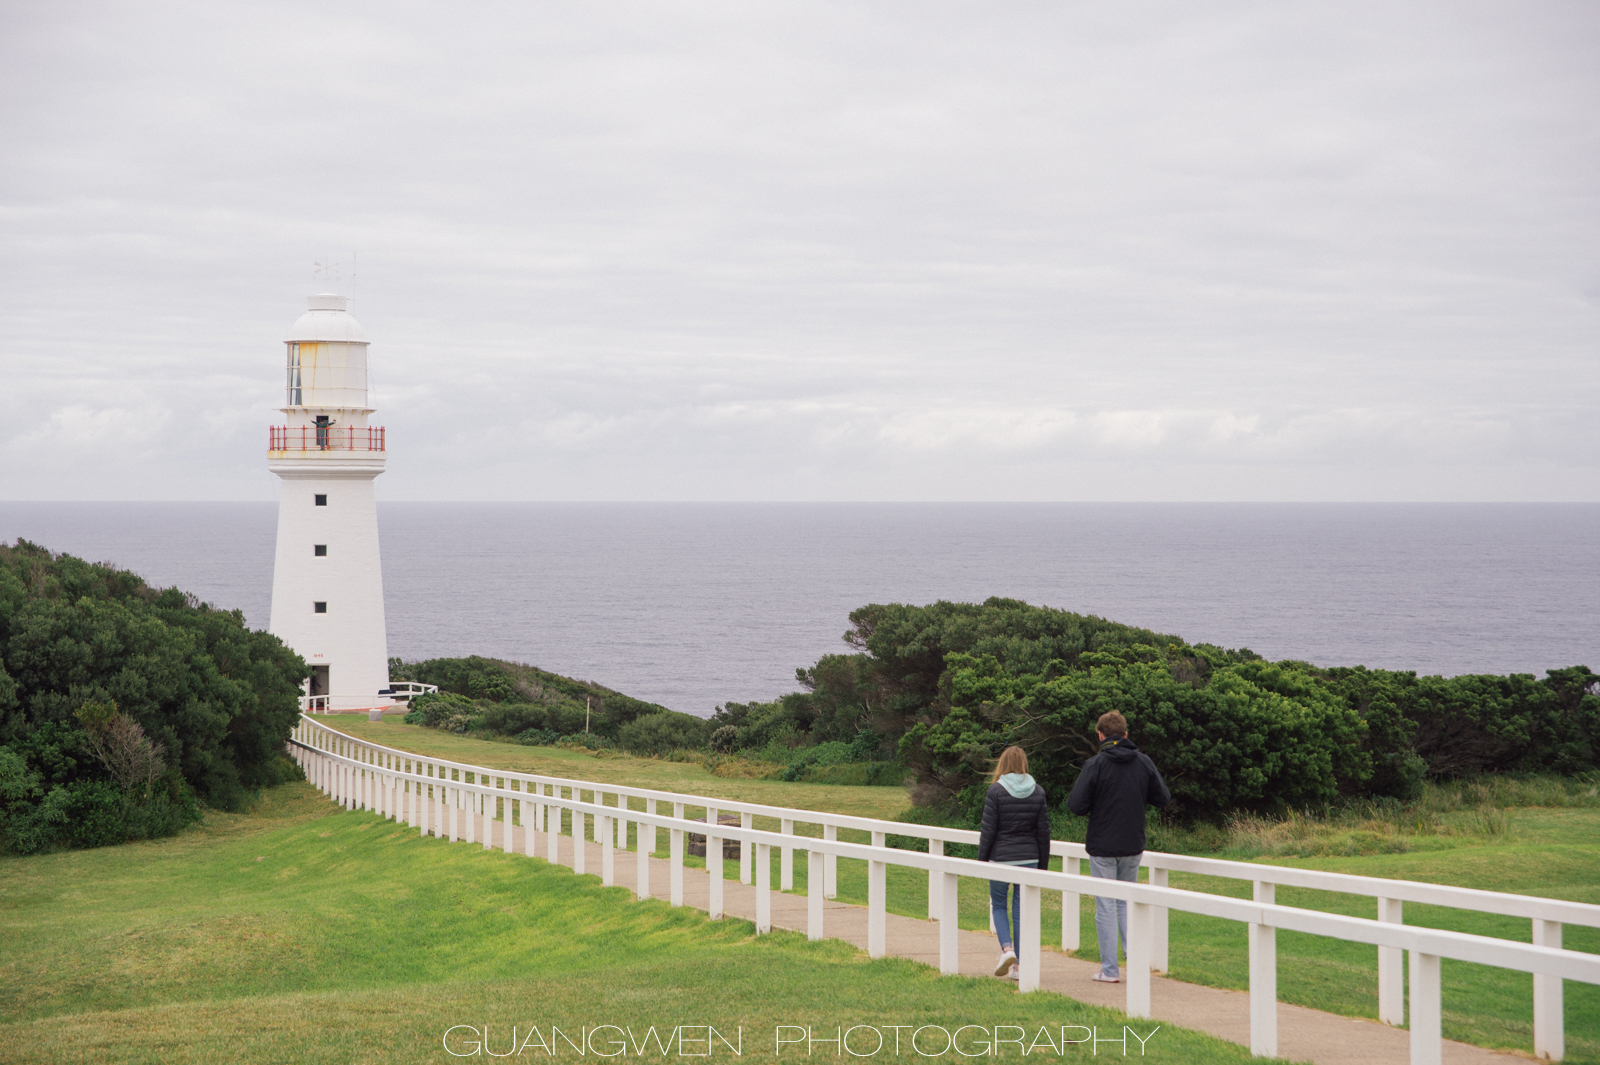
988,861,1038,956
1089,854,1142,976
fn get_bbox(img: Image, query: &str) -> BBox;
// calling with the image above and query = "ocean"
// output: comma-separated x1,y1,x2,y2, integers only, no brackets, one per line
1,502,1595,715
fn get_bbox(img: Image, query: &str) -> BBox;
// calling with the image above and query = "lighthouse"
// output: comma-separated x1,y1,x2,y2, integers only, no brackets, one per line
267,293,391,712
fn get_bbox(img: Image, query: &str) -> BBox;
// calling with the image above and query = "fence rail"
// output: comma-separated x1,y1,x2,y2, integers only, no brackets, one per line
289,717,1599,1064
268,425,386,451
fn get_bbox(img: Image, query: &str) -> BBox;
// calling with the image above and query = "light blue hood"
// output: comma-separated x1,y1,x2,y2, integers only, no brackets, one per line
999,773,1036,798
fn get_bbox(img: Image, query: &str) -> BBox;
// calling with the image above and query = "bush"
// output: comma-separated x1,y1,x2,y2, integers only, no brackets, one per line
402,691,479,733
615,711,712,757
0,541,305,819
479,701,588,737
391,655,672,739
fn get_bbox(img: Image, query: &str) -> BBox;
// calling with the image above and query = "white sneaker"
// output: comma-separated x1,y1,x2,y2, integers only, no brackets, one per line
994,950,1017,977
1091,971,1120,983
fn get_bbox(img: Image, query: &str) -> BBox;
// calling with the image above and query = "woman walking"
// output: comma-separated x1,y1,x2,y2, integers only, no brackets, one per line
977,745,1052,979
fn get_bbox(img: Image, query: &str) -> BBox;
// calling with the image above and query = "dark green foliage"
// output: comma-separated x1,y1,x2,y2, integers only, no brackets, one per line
0,541,304,851
614,710,712,756
941,652,1374,818
402,691,479,732
411,600,1594,824
749,597,1596,819
477,701,588,737
391,655,670,739
1321,665,1600,780
393,657,706,757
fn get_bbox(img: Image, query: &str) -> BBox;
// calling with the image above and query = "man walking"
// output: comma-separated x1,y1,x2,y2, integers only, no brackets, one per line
1066,711,1171,983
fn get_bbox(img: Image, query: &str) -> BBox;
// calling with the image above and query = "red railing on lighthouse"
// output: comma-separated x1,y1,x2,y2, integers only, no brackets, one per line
269,426,387,452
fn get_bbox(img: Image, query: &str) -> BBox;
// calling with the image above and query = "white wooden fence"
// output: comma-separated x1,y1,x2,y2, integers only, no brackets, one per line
288,717,1599,1064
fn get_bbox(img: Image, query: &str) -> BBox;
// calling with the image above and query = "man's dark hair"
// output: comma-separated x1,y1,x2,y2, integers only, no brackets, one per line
1096,711,1128,739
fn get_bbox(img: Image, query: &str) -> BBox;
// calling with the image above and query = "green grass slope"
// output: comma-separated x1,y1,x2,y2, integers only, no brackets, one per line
329,721,1600,1064
1,783,1283,1064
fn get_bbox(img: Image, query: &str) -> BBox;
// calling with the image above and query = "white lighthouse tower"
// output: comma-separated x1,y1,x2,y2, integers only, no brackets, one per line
267,293,391,712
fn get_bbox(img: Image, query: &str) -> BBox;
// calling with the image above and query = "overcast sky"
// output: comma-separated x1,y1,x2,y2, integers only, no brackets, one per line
2,1,1596,502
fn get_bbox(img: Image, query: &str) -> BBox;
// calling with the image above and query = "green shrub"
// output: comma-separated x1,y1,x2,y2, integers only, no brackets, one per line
615,711,712,757
402,692,478,733
0,541,305,818
478,701,588,737
391,655,670,739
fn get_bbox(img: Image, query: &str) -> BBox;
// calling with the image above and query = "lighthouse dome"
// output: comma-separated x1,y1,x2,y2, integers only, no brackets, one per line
287,293,368,343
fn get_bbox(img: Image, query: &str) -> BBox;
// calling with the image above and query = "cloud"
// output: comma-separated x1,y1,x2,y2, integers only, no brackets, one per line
0,0,1596,500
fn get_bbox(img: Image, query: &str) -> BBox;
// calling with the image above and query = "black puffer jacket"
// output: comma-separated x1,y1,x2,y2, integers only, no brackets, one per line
1066,737,1171,857
977,778,1051,867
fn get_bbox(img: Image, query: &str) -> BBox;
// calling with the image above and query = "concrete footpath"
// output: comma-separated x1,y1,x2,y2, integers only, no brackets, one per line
451,812,1524,1065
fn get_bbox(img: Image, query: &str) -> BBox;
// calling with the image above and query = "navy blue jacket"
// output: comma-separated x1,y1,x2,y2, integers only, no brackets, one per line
1066,737,1171,857
977,780,1051,867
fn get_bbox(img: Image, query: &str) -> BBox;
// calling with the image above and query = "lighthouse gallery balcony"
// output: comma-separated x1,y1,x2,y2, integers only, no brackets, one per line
269,425,386,452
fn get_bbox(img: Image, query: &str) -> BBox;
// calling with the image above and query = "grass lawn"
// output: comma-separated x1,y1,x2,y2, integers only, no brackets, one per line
325,720,1600,1064
1,783,1278,1064
326,718,913,822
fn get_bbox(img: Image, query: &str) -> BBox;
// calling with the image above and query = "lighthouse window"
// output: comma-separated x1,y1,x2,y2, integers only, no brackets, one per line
314,601,327,614
314,494,327,506
286,343,303,406
314,544,327,556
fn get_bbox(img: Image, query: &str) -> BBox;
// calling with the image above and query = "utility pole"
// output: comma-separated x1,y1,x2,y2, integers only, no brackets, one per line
585,696,591,734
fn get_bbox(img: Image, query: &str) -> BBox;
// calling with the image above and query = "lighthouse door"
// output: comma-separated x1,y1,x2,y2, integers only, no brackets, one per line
310,666,330,696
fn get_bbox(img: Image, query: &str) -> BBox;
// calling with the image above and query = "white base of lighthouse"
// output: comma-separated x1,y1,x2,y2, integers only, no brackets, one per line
268,464,391,712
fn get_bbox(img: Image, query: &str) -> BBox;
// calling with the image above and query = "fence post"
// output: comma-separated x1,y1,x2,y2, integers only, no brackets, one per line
781,819,795,890
548,789,561,865
868,832,887,959
707,806,724,920
1378,896,1405,1026
646,798,658,857
437,774,447,841
939,871,960,975
1019,883,1042,992
1150,865,1169,972
1250,881,1277,1058
449,779,461,842
1062,855,1081,952
740,812,754,884
1126,899,1152,1019
808,849,825,940
501,780,513,853
601,814,614,886
670,815,684,907
481,784,493,852
756,842,772,934
636,816,651,901
573,803,586,875
823,823,838,898
1409,950,1442,1065
928,839,944,919
1533,918,1564,1061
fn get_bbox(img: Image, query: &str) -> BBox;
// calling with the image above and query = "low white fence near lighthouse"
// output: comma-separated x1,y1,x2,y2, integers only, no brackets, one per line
288,716,1600,1065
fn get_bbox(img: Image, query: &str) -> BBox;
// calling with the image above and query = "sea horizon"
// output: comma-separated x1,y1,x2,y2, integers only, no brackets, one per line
2,500,1595,716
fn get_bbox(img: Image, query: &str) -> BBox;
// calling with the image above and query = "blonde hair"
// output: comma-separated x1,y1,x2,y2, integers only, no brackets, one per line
991,745,1028,782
